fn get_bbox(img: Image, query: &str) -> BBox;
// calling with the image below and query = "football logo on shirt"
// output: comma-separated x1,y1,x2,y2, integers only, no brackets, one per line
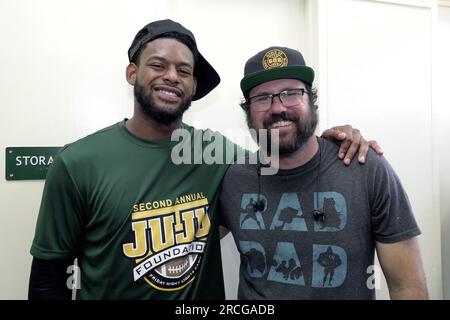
122,192,210,291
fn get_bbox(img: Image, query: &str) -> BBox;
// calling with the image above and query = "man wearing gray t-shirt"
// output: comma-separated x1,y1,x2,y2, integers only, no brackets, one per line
219,46,428,300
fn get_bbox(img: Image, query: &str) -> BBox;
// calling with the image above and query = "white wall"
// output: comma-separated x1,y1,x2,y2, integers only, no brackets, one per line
318,0,442,299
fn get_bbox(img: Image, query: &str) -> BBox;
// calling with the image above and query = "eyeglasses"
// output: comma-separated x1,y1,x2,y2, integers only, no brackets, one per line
248,88,309,112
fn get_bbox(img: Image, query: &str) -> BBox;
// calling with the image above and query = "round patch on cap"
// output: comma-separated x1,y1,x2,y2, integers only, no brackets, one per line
262,49,288,70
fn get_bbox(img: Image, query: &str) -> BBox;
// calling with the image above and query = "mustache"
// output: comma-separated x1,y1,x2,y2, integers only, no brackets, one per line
263,112,298,128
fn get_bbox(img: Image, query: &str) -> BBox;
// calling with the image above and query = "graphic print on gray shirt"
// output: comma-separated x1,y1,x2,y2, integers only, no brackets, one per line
219,138,421,300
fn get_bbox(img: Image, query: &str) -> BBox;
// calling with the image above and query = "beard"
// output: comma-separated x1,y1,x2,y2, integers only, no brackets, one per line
134,81,192,126
247,105,318,156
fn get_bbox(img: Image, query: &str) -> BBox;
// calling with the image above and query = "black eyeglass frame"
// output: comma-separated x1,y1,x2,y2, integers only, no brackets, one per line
247,88,309,111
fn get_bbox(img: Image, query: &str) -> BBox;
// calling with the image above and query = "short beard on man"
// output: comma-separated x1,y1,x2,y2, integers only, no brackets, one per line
134,81,192,126
247,104,318,156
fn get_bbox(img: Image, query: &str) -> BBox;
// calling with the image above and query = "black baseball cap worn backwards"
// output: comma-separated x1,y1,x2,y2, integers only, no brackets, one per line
128,19,220,101
240,46,315,96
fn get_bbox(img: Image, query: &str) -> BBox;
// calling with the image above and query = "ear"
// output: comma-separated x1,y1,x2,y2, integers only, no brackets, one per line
126,63,137,85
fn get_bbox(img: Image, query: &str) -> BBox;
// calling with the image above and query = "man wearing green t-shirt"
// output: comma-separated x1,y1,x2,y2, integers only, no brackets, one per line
28,19,382,300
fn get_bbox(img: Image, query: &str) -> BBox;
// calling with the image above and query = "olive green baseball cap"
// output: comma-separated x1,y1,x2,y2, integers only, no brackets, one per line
240,46,315,96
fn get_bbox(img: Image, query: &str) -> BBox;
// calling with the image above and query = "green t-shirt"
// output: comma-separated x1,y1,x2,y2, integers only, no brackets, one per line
31,120,240,299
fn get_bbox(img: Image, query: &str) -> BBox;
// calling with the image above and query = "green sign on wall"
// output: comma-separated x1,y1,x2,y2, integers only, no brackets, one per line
5,147,62,181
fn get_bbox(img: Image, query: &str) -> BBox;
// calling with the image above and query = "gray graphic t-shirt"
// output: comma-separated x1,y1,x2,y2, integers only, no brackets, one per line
219,138,420,300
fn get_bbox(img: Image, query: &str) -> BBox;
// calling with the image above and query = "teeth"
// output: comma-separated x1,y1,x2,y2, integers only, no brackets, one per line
271,121,293,128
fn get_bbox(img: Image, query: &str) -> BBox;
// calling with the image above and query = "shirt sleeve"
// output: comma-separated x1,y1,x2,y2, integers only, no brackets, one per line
367,154,421,244
30,152,86,260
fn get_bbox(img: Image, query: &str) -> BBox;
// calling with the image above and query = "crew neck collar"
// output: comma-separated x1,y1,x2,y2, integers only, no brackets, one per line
118,119,187,148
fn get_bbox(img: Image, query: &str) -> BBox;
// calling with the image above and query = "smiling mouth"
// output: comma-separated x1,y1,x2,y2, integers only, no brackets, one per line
153,86,183,100
269,120,294,129
156,89,181,97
